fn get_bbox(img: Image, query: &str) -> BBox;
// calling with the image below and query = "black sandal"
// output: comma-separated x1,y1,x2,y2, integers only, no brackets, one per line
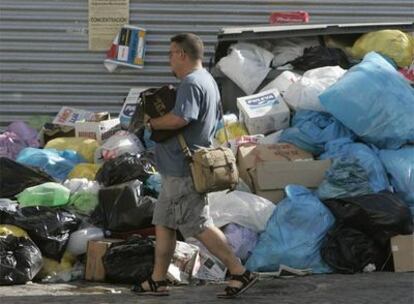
217,270,258,299
131,276,170,296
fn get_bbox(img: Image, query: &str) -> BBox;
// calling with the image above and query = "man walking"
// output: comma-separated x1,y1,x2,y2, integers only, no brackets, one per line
132,33,258,298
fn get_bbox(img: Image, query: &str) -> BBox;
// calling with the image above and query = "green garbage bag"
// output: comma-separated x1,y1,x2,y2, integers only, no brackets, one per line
16,182,70,207
68,192,99,216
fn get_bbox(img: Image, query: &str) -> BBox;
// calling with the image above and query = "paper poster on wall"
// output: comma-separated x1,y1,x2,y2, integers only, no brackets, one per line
104,25,147,72
88,0,129,51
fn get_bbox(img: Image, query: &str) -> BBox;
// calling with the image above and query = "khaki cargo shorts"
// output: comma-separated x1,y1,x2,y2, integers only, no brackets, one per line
152,175,213,238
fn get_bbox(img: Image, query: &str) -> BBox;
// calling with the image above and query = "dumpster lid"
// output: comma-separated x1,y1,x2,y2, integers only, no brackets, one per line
214,21,414,63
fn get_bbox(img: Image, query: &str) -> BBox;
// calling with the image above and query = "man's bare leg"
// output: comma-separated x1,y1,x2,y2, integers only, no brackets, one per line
195,225,246,286
140,225,176,291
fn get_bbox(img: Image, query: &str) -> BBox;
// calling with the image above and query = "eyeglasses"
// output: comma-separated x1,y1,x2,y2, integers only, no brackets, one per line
169,49,183,57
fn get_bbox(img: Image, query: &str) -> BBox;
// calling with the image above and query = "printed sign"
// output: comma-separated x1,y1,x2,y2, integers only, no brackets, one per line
88,0,129,51
245,93,279,108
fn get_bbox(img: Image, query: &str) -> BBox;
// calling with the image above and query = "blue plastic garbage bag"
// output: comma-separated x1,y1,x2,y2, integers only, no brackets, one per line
245,185,335,273
280,110,355,155
320,138,389,193
319,52,414,149
317,157,373,199
16,147,86,181
379,147,414,216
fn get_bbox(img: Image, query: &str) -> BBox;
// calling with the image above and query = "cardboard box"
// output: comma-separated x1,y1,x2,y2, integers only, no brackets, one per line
119,88,145,129
252,159,331,202
85,238,123,281
237,143,313,190
237,89,290,135
391,234,414,272
53,106,96,127
237,143,330,203
75,118,121,142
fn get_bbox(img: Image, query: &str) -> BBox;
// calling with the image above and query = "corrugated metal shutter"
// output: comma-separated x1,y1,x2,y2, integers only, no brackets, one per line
1,0,413,128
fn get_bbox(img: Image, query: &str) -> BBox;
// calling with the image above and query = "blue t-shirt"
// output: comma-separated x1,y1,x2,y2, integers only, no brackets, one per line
155,68,220,176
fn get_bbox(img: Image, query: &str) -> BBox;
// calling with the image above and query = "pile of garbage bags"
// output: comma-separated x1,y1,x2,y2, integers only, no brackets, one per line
0,27,413,286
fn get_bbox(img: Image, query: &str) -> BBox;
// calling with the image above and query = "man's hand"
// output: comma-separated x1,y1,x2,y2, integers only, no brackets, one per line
144,114,152,131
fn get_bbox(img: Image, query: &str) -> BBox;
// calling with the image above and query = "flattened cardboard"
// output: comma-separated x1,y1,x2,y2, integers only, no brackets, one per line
85,238,123,281
391,234,414,272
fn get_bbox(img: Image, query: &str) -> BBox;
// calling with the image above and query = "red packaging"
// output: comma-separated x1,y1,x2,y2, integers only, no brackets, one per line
269,11,310,24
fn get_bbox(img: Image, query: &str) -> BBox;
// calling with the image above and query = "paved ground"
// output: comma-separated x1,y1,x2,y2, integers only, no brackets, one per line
1,272,413,304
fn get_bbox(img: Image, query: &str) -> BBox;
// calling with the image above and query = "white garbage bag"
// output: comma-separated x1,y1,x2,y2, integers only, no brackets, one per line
217,42,274,95
208,190,275,232
284,66,346,112
94,131,145,164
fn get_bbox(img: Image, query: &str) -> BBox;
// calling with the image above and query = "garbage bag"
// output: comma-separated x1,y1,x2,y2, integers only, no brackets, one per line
143,173,161,198
35,251,76,282
103,236,154,284
280,110,355,155
45,137,99,163
66,227,104,256
317,157,374,200
0,206,81,261
320,138,390,193
208,190,275,232
94,131,145,164
217,42,274,95
223,223,258,262
0,157,54,198
350,30,414,67
6,121,40,148
91,180,155,232
319,52,414,149
215,122,248,144
271,37,320,67
68,163,100,181
16,147,86,181
245,185,335,273
38,123,75,147
63,178,100,194
68,191,99,216
283,66,346,112
288,46,351,70
0,224,28,238
0,199,18,219
320,224,384,274
0,234,43,285
379,147,414,213
322,192,413,247
0,131,26,160
95,152,156,187
16,182,71,208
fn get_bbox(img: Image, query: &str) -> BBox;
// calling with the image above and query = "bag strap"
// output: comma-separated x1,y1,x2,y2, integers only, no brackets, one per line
178,134,193,162
218,100,231,148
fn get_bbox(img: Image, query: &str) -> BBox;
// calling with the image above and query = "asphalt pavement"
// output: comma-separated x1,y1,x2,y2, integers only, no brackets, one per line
1,272,414,304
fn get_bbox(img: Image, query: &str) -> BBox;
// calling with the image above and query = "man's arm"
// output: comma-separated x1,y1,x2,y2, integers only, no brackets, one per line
149,112,188,130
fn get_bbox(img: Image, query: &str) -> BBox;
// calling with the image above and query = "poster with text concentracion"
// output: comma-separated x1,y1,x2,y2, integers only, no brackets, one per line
88,0,129,51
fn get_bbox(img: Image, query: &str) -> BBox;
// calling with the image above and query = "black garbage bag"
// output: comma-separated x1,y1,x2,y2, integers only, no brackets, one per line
288,46,351,70
95,152,156,187
0,206,80,261
91,180,155,232
103,236,154,284
320,224,386,274
323,192,413,247
0,235,43,285
0,157,54,198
